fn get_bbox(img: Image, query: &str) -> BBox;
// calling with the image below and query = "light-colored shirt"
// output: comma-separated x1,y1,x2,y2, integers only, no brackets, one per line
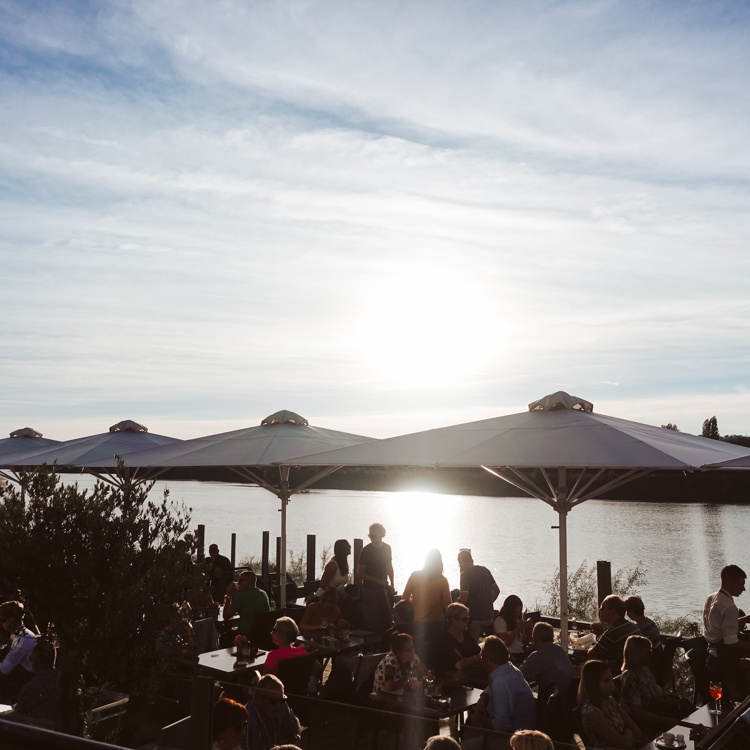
482,662,536,732
0,628,36,675
704,588,739,656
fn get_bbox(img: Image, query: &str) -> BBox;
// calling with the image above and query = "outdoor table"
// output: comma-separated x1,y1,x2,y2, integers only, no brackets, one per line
369,685,483,721
297,629,383,664
196,647,268,680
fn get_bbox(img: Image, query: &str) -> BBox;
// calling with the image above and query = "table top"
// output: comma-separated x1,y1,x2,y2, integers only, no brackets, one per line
298,630,383,655
370,686,483,719
197,647,268,676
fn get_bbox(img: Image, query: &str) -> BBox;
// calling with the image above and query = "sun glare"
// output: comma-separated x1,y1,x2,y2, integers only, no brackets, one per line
357,264,499,388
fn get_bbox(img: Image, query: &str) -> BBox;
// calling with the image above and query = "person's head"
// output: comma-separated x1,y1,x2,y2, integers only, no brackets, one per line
390,632,416,665
499,594,523,628
509,730,554,750
578,660,614,709
422,549,444,579
721,564,747,597
622,634,652,673
457,548,473,570
209,544,219,558
333,539,351,575
30,640,56,672
480,635,509,672
598,595,625,626
624,595,645,620
393,599,414,626
255,675,287,718
320,587,339,608
271,616,299,647
532,621,555,647
212,697,247,746
424,736,461,749
237,570,256,590
0,601,24,632
368,523,386,542
446,602,470,631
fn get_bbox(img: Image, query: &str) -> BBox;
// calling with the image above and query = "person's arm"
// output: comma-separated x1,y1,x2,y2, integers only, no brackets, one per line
222,582,238,619
401,574,414,603
0,638,30,675
614,701,643,745
494,616,524,647
440,578,452,610
383,664,405,692
454,649,482,671
584,707,636,749
388,559,395,589
299,603,322,631
624,701,677,732
318,560,338,591
490,582,500,602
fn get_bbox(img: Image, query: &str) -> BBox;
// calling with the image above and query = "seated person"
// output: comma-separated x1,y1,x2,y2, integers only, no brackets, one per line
299,588,348,632
620,635,685,737
245,674,301,750
624,596,661,646
373,632,426,693
381,599,415,651
212,697,247,750
187,573,220,620
263,617,307,675
223,570,270,638
578,659,642,749
0,601,37,702
155,603,199,660
587,595,640,675
432,603,482,681
493,595,532,665
13,640,58,727
467,636,536,733
520,622,575,695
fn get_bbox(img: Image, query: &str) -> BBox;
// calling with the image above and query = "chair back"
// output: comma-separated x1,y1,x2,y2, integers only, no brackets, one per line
353,652,388,697
193,618,219,654
683,635,709,706
653,636,681,690
275,651,318,696
249,609,284,651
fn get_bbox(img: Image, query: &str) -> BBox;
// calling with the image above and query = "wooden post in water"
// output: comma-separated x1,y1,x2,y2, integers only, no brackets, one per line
230,533,236,568
261,531,270,586
353,538,363,582
597,560,612,605
307,535,316,584
196,524,205,562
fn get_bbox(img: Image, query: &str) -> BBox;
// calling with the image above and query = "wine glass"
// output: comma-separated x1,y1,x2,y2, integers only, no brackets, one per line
709,680,722,715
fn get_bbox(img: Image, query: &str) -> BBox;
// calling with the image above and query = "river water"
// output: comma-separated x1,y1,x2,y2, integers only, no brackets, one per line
66,476,749,620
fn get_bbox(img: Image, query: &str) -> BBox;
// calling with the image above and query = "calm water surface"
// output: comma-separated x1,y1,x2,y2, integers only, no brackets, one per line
68,477,749,618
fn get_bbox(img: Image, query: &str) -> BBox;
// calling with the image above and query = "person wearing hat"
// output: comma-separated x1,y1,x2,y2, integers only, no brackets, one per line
245,674,301,750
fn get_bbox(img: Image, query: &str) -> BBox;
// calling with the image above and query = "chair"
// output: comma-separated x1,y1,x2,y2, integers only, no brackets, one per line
193,617,219,654
653,635,682,690
353,652,388,699
276,651,319,727
248,609,284,651
683,635,709,706
542,679,578,743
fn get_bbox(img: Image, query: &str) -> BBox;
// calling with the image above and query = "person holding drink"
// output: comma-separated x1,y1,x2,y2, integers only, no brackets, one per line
373,632,426,693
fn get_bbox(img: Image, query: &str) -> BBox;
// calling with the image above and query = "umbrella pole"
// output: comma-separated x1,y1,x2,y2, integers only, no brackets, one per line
558,506,569,649
279,466,290,611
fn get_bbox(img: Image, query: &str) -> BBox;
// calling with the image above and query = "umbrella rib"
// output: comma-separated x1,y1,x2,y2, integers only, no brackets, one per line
482,466,556,507
227,466,280,496
290,466,344,495
568,468,607,500
570,468,655,506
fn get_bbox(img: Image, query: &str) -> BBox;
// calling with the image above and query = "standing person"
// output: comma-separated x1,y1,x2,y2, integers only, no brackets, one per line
458,549,500,640
223,570,270,638
315,540,351,598
402,549,452,645
587,595,640,675
703,564,750,701
357,523,395,631
206,544,234,602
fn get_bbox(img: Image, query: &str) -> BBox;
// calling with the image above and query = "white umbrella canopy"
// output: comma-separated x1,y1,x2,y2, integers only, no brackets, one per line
0,428,61,486
0,420,182,485
284,391,750,643
85,410,376,606
703,453,750,468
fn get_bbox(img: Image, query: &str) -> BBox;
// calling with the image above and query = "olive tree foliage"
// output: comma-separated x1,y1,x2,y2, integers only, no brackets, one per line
0,465,193,694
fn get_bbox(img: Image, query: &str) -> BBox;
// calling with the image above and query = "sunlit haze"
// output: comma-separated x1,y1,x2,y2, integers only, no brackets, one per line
2,1,750,441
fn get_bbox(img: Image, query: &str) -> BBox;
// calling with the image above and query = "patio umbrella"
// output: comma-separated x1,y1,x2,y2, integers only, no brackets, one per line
85,410,375,606
0,420,183,488
0,428,61,487
282,391,750,644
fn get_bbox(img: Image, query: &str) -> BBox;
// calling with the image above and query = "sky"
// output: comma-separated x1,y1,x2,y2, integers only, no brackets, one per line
1,0,750,442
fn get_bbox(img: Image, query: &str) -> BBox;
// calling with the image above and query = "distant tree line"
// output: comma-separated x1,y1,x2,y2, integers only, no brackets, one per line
660,416,750,449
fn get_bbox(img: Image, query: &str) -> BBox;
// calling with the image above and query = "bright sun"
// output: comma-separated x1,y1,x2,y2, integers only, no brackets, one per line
356,262,498,388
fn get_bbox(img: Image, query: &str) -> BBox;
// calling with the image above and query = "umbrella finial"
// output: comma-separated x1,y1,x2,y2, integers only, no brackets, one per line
9,427,44,439
109,420,149,433
261,410,309,427
528,392,594,413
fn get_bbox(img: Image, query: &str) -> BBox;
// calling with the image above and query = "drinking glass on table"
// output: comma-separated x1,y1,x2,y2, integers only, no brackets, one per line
709,680,722,714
